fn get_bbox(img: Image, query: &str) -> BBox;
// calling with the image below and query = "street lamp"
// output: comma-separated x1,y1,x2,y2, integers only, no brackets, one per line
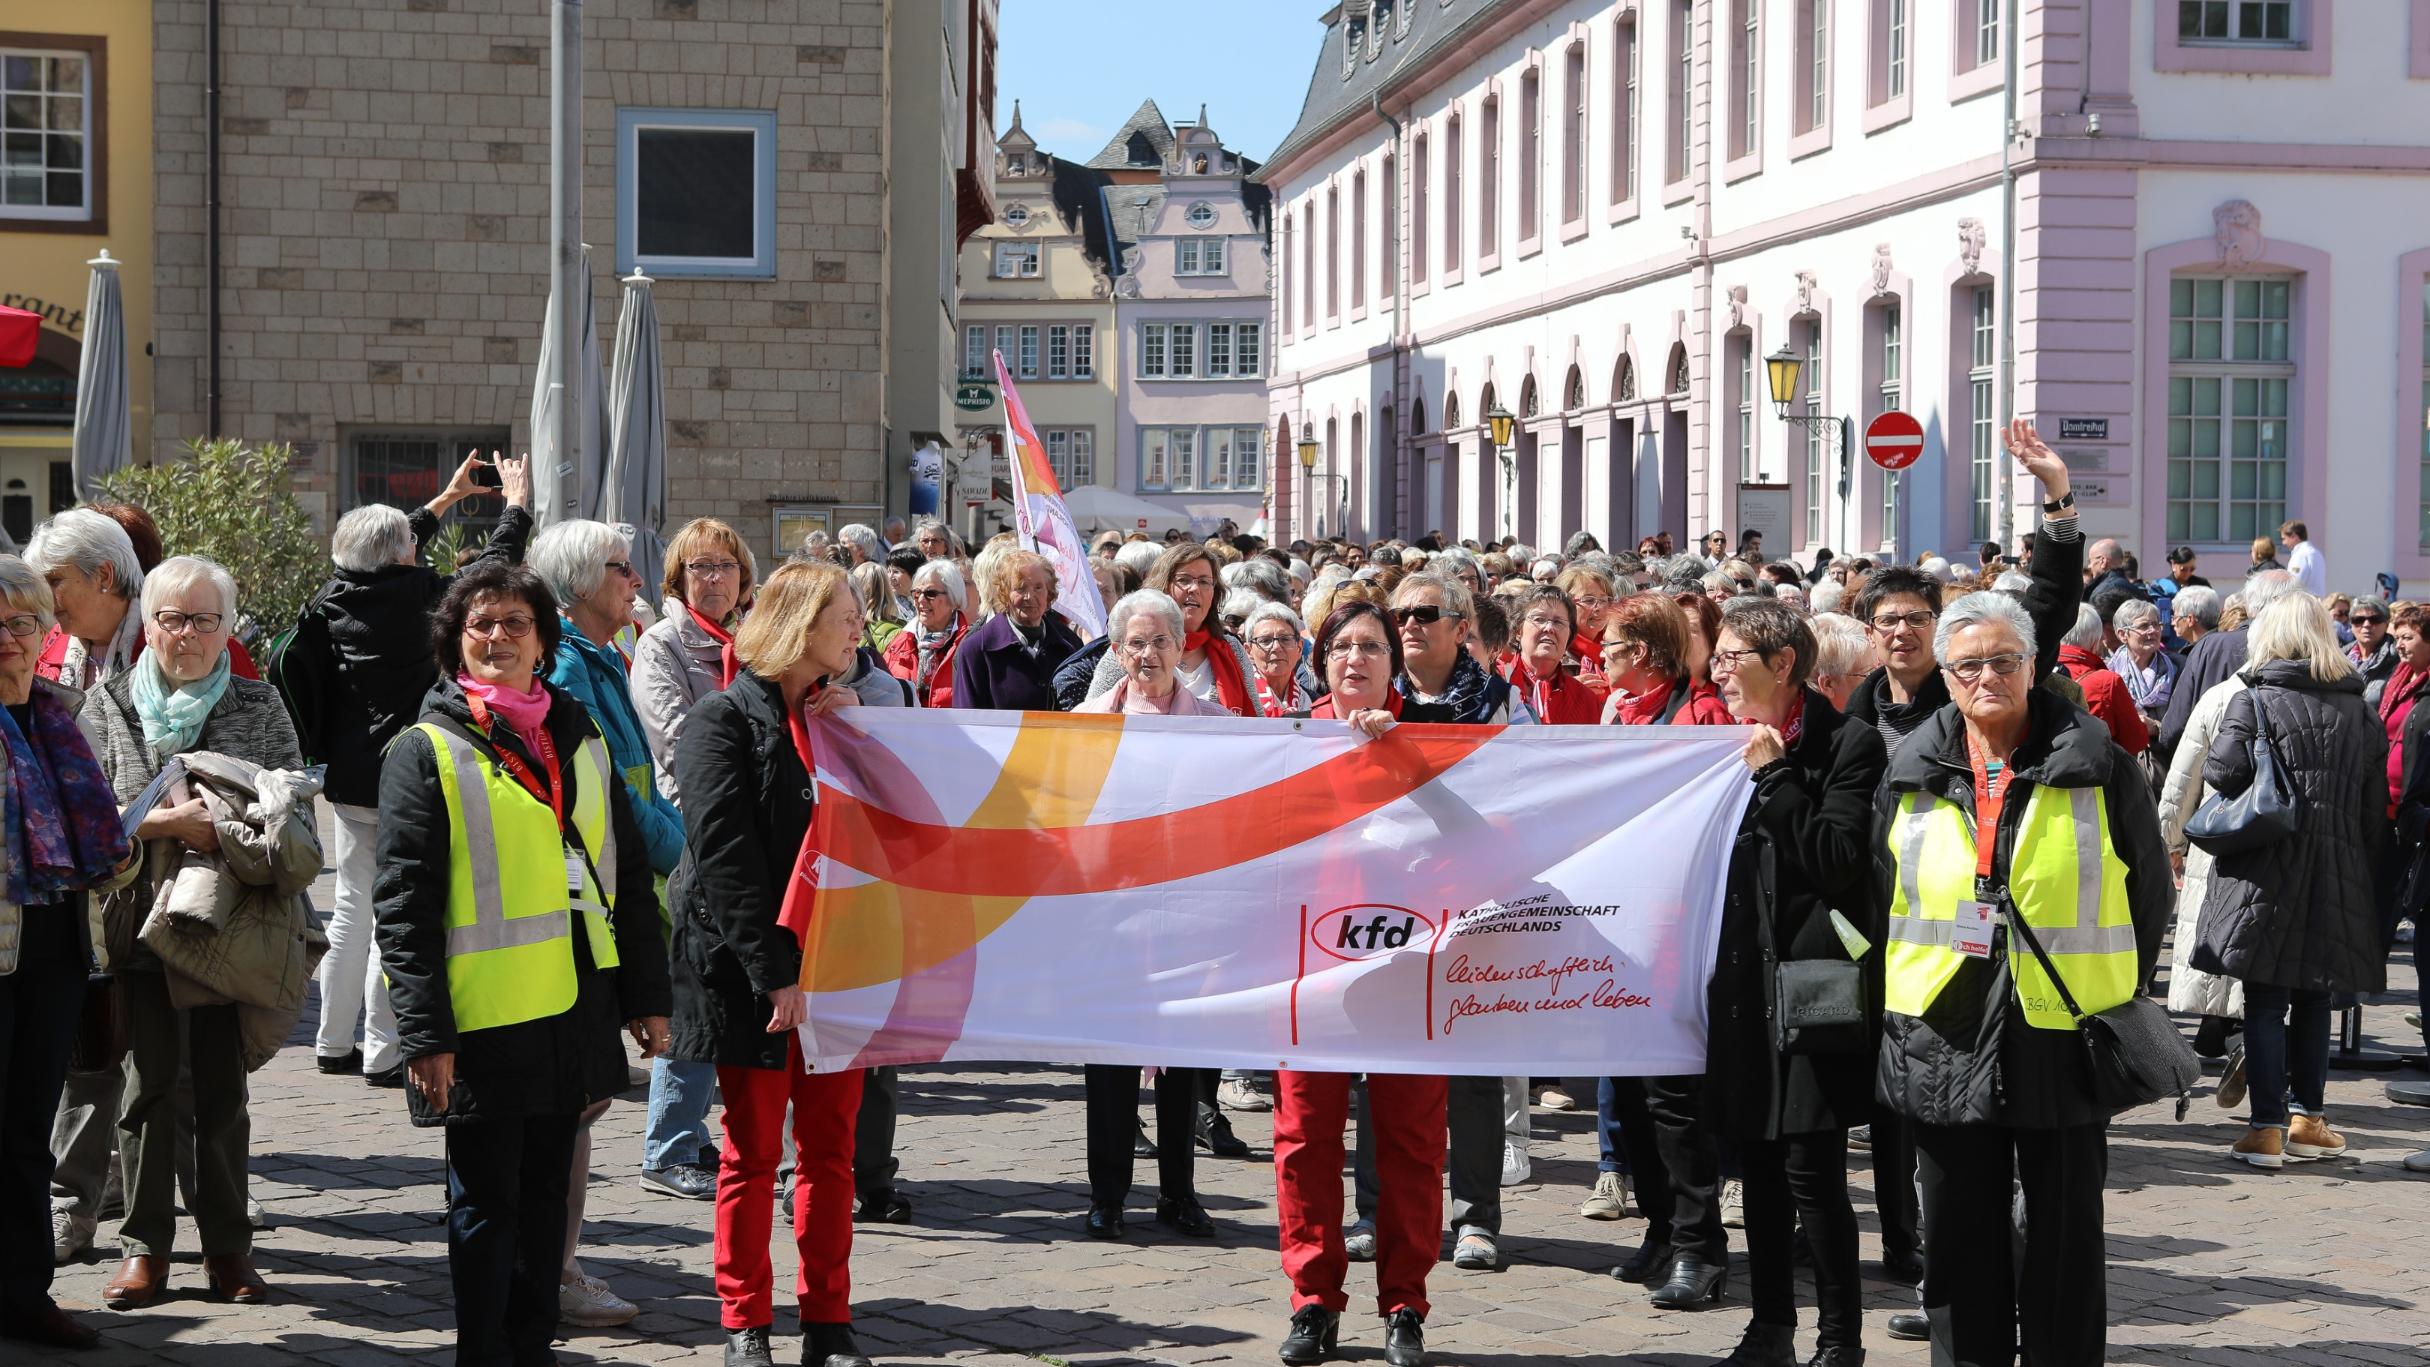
1764,344,1853,497
1484,401,1516,543
1296,423,1345,537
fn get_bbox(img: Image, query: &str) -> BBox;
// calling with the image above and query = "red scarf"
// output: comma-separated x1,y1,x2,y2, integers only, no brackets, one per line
1311,690,1404,721
774,685,827,949
1253,672,1307,718
1780,689,1808,748
2381,662,2428,726
687,603,740,689
1606,676,1677,726
1184,629,1254,716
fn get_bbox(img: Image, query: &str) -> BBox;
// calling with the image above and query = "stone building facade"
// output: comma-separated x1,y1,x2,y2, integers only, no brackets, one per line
147,0,994,560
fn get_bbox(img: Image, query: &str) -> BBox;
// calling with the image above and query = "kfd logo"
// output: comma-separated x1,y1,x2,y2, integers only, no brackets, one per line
1307,903,1441,964
1330,911,1422,953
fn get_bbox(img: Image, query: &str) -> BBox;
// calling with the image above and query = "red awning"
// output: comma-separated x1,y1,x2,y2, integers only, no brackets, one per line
0,305,36,370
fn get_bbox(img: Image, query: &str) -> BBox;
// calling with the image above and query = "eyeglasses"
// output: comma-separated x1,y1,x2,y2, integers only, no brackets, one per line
1572,596,1613,612
0,614,40,639
1945,652,2029,683
152,610,224,636
1868,610,1938,634
1710,647,1764,676
684,560,741,580
1325,639,1390,661
603,560,636,579
463,614,537,639
1599,637,1638,658
1521,613,1571,632
2352,615,2388,626
910,588,953,602
2122,621,2163,635
1390,604,1461,627
1119,635,1178,657
1248,633,1299,653
1169,574,1217,593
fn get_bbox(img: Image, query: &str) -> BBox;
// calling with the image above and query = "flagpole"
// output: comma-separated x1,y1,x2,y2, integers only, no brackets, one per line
549,0,584,502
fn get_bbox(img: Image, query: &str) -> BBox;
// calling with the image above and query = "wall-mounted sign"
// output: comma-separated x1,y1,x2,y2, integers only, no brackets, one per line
1862,411,1925,470
2057,418,2109,441
953,382,996,412
2070,477,2124,507
2061,447,2110,473
1734,482,1792,552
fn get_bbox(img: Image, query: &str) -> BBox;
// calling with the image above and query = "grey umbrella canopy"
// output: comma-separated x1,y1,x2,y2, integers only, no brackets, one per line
602,270,668,583
528,244,612,527
70,249,131,499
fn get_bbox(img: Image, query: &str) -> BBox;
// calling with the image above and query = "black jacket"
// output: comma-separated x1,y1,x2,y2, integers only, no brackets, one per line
666,670,817,1072
1052,636,1113,711
275,505,531,807
1702,692,1886,1141
372,676,669,1126
2394,695,2430,920
2156,626,2249,762
1874,689,2172,1129
2192,663,2389,994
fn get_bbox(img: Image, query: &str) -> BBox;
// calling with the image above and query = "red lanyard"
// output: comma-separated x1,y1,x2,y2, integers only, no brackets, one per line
467,694,564,830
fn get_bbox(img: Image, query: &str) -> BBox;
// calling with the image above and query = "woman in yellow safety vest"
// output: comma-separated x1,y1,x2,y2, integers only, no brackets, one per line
373,558,670,1367
1874,590,2170,1367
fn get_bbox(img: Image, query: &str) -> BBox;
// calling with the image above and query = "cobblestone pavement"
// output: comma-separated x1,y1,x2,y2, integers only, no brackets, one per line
26,843,2430,1366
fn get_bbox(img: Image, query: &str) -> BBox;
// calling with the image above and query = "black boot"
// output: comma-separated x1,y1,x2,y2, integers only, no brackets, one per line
1649,1254,1728,1310
1278,1305,1339,1365
1885,1312,1929,1341
1155,1195,1215,1237
1613,1237,1675,1285
1711,1320,1795,1366
1382,1308,1425,1367
803,1321,874,1367
1804,1345,1865,1367
1133,1115,1157,1157
1196,1102,1250,1157
724,1325,775,1367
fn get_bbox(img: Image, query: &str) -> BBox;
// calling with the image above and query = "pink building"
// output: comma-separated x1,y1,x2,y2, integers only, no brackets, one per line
1259,0,2430,592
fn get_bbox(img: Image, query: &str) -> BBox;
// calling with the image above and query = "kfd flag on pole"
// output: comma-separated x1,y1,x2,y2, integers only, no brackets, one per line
792,709,1756,1076
993,351,1106,640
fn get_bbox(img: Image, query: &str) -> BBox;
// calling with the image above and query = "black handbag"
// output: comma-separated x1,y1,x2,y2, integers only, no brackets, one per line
1773,957,1868,1056
2184,685,2302,857
2006,907,2200,1119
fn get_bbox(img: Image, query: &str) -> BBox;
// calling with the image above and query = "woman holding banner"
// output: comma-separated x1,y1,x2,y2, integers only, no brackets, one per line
1703,598,1886,1367
1273,599,1446,1367
666,560,875,1367
1085,542,1258,716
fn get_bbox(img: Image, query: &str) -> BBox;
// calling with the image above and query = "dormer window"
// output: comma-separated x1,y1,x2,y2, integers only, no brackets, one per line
1004,204,1030,227
1192,154,1210,174
1006,155,1026,175
1186,203,1216,228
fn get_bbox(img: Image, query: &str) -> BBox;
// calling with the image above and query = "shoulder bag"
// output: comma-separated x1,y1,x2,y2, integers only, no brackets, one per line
2007,907,2200,1119
2184,684,2302,856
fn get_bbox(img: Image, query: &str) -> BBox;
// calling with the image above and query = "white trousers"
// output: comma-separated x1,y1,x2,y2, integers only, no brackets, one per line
314,802,398,1072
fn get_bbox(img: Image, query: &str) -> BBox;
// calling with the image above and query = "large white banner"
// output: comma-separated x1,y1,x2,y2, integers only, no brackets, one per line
794,709,1753,1076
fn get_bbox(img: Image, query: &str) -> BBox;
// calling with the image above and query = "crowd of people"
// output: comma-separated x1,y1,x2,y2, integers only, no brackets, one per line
0,423,2424,1367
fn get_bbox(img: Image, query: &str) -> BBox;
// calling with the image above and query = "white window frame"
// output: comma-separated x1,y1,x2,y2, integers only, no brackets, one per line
1017,325,1040,380
1800,315,1826,546
992,240,1041,279
1140,425,1262,493
962,325,986,379
0,44,98,223
1071,324,1095,379
1611,14,1639,210
1003,203,1030,227
2177,0,2300,45
1668,0,1693,187
1970,285,1997,542
1046,325,1070,380
615,108,779,278
2167,274,2296,546
1185,202,1216,227
1879,301,1902,539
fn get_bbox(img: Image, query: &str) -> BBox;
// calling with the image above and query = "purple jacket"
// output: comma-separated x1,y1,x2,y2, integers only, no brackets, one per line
950,612,1084,712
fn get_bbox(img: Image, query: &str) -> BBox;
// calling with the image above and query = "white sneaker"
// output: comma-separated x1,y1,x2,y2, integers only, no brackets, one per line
1216,1078,1274,1112
50,1207,92,1265
1720,1178,1745,1229
1500,1140,1532,1187
1343,1219,1378,1262
1579,1170,1628,1220
1533,1083,1578,1111
559,1271,639,1327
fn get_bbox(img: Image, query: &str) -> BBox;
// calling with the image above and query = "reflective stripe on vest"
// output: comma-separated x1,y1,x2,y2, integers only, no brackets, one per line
416,722,622,1034
1882,781,2137,1029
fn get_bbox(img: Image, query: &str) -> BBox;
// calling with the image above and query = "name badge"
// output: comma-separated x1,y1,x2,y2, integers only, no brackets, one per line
565,847,587,896
1952,899,1996,959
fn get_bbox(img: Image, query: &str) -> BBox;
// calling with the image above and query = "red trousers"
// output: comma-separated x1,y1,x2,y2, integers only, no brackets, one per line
1272,1070,1447,1318
714,1040,864,1329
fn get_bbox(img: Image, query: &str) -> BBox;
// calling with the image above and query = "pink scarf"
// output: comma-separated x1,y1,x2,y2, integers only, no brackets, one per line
457,672,552,755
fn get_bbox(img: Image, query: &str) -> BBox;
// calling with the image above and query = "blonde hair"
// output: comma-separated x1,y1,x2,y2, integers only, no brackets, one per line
661,517,759,607
2245,593,2355,684
980,548,1055,617
851,561,901,628
734,560,853,680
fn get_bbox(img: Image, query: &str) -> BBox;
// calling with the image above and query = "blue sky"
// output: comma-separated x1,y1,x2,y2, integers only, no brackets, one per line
995,0,1322,164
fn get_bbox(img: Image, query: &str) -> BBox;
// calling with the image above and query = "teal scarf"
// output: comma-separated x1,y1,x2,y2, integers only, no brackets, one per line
131,651,234,758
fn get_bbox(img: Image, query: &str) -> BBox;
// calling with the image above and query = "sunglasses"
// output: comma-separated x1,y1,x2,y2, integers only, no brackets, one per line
1390,605,1462,627
2352,615,2387,626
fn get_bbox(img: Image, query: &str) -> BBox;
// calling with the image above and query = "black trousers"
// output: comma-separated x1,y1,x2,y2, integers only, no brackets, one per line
1741,1130,1861,1350
1914,1120,2108,1367
446,1109,580,1367
1870,1106,1922,1260
1606,1075,1725,1261
0,907,83,1318
1083,1065,1199,1207
853,1065,899,1199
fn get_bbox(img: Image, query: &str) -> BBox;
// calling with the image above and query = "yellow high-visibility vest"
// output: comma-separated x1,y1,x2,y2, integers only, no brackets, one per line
1883,781,2137,1030
414,721,622,1034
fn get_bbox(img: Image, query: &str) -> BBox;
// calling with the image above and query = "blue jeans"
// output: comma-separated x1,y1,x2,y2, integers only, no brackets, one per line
1596,1077,1628,1175
2240,982,2330,1128
642,1056,719,1172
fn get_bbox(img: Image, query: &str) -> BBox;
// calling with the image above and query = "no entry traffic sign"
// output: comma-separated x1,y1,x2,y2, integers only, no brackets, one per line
1865,410,1925,470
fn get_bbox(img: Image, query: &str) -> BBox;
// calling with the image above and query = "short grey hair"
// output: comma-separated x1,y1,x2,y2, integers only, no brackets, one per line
141,554,238,621
911,518,956,553
0,554,57,630
1219,589,1266,625
2242,568,2297,616
1809,578,1845,615
1434,547,1482,581
2061,603,2106,650
331,504,416,573
910,556,965,606
1242,600,1307,641
1393,569,1474,623
2173,584,2223,629
1106,588,1184,645
2350,594,2391,622
1700,568,1734,595
837,523,882,561
528,519,631,608
26,508,143,599
1719,596,1818,687
1114,539,1163,581
1933,591,2037,663
1808,612,1871,678
1992,571,2034,596
1919,556,1953,583
2111,598,2161,634
1223,556,1291,604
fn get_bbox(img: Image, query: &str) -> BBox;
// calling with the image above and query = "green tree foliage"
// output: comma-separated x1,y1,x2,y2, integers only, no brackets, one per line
97,438,326,643
422,521,475,577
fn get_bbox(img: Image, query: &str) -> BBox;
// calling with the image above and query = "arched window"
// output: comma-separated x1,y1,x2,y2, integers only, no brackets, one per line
1564,365,1586,411
1519,376,1540,419
1614,354,1637,402
1444,393,1462,431
1478,383,1497,424
1412,397,1429,434
1667,342,1690,395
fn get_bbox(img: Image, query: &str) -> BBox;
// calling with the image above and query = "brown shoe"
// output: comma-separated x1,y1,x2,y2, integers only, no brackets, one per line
2231,1125,2285,1170
0,1301,102,1349
204,1253,269,1304
101,1255,168,1309
2287,1114,2348,1160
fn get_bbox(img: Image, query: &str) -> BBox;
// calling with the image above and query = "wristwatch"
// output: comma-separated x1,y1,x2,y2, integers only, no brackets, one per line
2042,491,2075,515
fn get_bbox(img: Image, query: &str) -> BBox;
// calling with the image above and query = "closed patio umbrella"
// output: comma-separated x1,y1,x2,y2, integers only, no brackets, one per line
528,244,611,527
601,269,668,583
70,250,131,498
